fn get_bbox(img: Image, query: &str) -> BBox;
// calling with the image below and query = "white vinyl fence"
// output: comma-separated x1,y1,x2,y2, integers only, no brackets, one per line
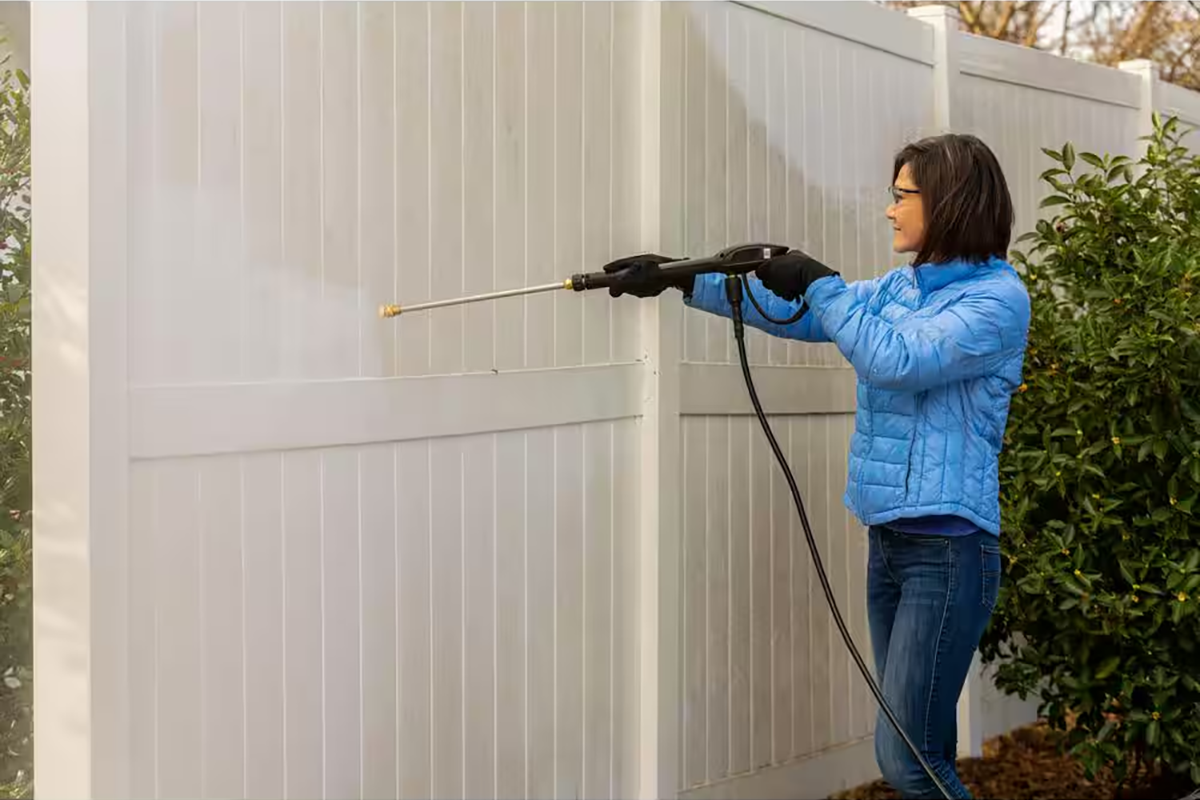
30,3,1200,800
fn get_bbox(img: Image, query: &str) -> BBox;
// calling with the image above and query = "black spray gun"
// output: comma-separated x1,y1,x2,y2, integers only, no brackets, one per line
379,242,957,800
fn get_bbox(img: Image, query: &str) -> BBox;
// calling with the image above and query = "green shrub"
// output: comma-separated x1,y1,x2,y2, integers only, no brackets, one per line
0,55,30,798
981,114,1200,789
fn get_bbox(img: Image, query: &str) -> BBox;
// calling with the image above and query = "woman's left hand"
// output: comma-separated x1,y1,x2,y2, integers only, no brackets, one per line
756,250,839,301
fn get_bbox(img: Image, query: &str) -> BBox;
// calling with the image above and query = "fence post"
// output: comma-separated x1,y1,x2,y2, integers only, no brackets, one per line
636,2,683,797
31,2,133,798
907,4,963,133
1119,59,1159,157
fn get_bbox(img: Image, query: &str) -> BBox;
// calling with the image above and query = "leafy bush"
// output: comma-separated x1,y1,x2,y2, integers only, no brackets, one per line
0,55,30,798
981,114,1200,790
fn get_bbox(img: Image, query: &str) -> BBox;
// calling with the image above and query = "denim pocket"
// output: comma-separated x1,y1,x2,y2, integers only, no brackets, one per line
981,543,1002,609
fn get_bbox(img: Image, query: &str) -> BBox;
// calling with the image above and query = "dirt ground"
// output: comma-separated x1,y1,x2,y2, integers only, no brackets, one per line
830,722,1197,800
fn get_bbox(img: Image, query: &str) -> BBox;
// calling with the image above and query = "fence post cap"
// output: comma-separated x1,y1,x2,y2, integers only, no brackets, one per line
906,4,962,23
1118,59,1155,74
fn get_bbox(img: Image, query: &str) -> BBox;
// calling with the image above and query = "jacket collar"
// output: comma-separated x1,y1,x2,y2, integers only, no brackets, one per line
911,256,1007,293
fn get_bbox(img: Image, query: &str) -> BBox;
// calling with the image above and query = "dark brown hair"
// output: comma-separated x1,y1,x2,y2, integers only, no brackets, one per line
892,133,1014,267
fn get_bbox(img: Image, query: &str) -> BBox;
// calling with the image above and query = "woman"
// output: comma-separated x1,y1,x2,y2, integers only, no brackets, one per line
606,133,1030,799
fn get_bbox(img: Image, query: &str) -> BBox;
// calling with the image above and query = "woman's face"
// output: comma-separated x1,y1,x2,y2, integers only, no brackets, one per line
887,163,925,255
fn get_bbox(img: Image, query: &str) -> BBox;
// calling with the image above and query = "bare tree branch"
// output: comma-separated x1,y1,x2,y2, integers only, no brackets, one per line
1024,1,1060,48
958,0,983,33
1115,3,1154,59
1059,1,1072,56
993,1,1018,39
1167,32,1200,82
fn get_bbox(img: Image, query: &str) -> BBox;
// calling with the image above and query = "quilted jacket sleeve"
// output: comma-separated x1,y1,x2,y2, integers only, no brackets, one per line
686,272,885,343
804,273,1031,392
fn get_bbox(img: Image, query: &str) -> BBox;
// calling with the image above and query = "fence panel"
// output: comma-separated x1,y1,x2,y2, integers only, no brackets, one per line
125,3,648,797
36,3,647,799
1158,78,1200,149
957,34,1142,244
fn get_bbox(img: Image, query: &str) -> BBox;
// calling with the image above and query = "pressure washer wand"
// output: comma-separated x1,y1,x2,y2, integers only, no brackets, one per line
378,242,791,318
379,280,571,318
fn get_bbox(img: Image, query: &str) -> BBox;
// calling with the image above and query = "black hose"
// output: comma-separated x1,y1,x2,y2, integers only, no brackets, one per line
724,275,957,800
740,273,808,325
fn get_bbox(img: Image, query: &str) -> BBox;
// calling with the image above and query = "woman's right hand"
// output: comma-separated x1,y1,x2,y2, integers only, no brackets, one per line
602,254,694,298
756,250,838,301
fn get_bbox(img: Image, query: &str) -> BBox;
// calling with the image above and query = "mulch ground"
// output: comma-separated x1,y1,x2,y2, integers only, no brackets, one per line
830,721,1198,800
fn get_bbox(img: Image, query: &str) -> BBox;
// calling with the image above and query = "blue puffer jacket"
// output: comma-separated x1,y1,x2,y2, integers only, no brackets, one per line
685,256,1031,536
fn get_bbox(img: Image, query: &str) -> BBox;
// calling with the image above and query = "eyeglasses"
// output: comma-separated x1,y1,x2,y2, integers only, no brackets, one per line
889,186,920,204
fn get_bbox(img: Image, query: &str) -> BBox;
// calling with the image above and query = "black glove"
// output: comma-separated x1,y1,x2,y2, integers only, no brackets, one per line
602,254,694,298
755,250,838,302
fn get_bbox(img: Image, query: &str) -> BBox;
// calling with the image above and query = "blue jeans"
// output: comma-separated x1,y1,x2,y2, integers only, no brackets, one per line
867,526,1001,799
